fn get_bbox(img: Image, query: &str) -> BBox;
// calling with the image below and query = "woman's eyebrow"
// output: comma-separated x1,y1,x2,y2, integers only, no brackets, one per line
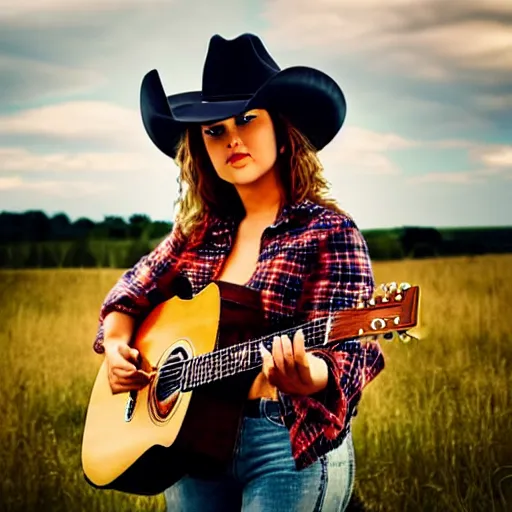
203,121,224,129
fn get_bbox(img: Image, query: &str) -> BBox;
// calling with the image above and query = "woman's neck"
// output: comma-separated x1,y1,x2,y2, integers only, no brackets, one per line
235,168,284,224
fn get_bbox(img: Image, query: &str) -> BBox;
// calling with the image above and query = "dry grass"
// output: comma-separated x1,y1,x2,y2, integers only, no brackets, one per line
0,255,511,511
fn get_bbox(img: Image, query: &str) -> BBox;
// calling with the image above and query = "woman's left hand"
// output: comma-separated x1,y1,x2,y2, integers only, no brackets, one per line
260,329,329,396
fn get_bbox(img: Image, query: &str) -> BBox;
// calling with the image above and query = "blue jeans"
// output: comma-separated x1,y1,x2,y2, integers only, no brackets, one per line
164,398,356,511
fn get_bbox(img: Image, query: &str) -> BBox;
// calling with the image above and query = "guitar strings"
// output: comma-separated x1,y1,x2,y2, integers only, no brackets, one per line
156,317,331,388
154,318,328,397
157,315,326,375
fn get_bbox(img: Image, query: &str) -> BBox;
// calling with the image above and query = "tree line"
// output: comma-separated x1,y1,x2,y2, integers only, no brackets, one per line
0,211,172,243
0,210,511,269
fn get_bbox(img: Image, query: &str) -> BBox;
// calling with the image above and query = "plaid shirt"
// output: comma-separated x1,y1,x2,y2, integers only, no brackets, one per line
93,199,385,470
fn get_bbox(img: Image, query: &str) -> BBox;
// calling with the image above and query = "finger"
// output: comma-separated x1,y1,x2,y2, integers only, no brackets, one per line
261,341,280,386
111,381,145,394
260,342,274,376
111,358,138,373
272,335,287,375
293,329,312,384
137,369,155,380
118,344,140,365
115,371,150,388
112,376,139,387
279,334,297,377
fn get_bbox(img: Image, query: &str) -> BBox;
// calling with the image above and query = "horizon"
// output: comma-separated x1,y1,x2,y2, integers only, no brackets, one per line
1,1,511,230
1,207,511,232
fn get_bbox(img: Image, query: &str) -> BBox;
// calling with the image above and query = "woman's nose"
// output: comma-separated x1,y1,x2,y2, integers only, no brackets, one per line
226,128,242,149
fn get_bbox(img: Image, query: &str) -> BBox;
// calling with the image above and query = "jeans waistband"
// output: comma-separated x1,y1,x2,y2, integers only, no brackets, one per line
243,398,281,418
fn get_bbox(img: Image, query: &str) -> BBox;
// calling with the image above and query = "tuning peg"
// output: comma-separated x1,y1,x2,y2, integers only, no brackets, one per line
382,332,395,342
356,297,365,309
368,298,376,306
397,329,419,344
387,282,397,293
379,283,392,302
398,282,411,292
399,332,412,343
370,318,386,330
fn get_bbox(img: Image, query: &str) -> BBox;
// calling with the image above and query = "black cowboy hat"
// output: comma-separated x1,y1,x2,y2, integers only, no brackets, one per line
140,33,347,159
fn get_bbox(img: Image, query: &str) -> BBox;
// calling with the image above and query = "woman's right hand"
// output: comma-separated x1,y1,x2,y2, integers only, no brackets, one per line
103,340,153,394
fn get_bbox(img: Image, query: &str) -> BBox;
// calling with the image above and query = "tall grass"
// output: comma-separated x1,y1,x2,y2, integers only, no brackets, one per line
0,255,511,511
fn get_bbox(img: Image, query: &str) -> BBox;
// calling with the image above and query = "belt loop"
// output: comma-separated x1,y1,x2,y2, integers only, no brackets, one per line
259,397,267,417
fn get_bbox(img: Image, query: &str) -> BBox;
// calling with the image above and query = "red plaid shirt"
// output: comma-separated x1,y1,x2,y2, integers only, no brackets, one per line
93,199,385,469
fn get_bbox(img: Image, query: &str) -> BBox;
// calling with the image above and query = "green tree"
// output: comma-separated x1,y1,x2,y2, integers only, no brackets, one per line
62,238,97,268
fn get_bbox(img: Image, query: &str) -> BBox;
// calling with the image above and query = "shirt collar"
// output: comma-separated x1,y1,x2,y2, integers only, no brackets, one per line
270,198,318,230
206,198,320,246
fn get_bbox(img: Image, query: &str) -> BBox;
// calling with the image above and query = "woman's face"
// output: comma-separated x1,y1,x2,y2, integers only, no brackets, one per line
200,109,279,187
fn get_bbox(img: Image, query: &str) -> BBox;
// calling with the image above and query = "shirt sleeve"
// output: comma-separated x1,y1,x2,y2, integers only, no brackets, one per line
92,222,187,354
279,218,385,456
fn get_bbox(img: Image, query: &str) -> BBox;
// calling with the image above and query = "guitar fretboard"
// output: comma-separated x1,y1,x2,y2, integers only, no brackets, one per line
180,317,330,391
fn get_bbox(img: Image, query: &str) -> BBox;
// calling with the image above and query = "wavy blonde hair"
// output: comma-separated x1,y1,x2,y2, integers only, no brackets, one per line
173,112,343,242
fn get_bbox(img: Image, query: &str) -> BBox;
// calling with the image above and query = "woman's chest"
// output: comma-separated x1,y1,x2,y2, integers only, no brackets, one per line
179,230,320,324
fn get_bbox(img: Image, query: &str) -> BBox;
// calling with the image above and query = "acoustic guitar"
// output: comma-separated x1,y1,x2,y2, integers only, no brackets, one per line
81,278,420,495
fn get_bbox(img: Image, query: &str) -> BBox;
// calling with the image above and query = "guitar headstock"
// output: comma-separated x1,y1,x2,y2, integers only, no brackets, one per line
329,282,420,344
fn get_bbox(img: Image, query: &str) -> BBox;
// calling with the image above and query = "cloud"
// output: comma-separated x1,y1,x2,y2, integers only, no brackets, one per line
408,143,512,184
0,175,112,196
323,130,512,185
262,0,512,81
0,102,144,147
473,93,512,110
470,145,512,169
408,171,485,185
0,0,169,21
0,0,248,109
0,54,106,105
319,126,416,176
0,147,150,173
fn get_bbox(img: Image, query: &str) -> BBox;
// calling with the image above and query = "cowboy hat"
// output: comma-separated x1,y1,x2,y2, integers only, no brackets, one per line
140,33,346,159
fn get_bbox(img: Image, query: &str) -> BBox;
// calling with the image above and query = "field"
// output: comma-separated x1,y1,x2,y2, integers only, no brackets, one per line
0,255,511,512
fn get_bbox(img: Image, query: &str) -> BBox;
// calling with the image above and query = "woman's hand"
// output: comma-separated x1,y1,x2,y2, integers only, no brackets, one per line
260,329,329,396
103,340,153,394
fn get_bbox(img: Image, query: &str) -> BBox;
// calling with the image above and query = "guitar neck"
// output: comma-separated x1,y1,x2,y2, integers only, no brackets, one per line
179,284,419,391
180,317,331,391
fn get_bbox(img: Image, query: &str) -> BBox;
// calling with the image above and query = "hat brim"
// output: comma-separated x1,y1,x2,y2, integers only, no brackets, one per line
140,67,346,159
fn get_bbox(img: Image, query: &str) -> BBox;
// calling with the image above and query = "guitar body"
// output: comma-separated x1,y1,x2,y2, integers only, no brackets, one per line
82,278,267,495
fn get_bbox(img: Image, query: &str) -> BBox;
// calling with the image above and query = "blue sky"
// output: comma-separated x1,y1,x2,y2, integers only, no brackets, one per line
0,0,511,229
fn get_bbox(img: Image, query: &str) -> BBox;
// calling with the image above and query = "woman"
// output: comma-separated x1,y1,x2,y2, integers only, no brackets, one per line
93,33,385,511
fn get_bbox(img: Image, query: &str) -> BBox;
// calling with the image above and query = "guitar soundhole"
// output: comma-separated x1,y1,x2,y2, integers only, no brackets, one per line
155,347,188,401
148,341,192,424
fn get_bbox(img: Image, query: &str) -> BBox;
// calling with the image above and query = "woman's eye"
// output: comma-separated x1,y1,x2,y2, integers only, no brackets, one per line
204,125,224,137
237,114,256,125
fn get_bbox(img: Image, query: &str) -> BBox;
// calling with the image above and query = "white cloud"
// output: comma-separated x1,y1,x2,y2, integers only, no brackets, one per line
408,142,512,184
0,175,111,196
0,54,106,103
0,176,23,190
408,171,485,184
0,102,143,147
319,126,415,176
471,145,512,169
474,93,512,110
0,147,150,173
262,0,512,79
0,0,169,18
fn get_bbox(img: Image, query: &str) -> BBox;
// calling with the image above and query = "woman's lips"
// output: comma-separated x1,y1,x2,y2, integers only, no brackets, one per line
227,153,250,164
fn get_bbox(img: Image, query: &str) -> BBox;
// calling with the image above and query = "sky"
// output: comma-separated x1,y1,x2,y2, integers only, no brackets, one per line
0,0,511,229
